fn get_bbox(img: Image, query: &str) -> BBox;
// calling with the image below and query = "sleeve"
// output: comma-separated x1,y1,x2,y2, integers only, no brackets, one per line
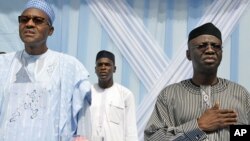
61,78,91,141
124,91,139,141
59,55,92,140
245,89,250,124
72,59,92,138
144,90,207,141
76,82,92,139
0,53,15,118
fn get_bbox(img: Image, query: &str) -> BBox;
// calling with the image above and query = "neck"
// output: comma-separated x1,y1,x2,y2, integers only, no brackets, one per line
192,73,218,86
98,80,113,89
25,45,48,55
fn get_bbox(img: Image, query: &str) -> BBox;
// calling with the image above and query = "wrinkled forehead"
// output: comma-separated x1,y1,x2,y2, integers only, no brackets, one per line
96,57,114,64
189,34,222,45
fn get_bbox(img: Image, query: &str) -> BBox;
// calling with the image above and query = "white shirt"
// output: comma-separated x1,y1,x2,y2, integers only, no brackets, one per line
90,83,138,141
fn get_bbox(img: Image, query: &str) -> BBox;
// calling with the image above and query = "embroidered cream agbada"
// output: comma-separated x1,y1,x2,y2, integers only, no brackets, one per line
0,49,91,141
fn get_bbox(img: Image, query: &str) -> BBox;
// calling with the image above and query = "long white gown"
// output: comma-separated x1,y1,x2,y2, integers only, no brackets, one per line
0,49,91,141
88,83,138,141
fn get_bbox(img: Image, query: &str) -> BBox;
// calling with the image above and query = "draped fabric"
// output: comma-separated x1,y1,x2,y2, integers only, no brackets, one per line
1,0,250,141
86,0,170,91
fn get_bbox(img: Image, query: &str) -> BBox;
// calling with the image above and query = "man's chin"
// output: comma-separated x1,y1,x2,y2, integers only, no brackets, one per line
99,78,108,82
202,67,218,74
22,41,39,47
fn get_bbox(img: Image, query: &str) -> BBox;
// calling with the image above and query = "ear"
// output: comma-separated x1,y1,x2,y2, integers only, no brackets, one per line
113,66,116,73
186,49,191,60
48,26,54,36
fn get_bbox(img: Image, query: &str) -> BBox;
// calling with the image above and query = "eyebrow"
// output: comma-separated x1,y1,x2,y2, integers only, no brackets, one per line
200,41,220,44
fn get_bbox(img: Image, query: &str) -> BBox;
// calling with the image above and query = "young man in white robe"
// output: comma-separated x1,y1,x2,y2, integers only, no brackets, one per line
87,50,138,141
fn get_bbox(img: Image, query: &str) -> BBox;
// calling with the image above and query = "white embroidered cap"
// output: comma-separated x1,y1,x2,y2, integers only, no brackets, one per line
24,0,55,24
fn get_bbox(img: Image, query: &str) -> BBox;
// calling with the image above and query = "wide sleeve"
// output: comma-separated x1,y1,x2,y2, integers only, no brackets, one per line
71,58,92,138
144,90,207,141
124,91,139,141
59,55,91,141
76,81,92,139
0,53,15,116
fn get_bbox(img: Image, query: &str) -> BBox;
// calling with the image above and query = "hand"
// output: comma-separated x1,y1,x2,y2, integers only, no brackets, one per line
73,136,89,141
197,101,237,132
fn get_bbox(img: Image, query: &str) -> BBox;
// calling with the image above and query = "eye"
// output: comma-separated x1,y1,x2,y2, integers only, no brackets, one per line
105,63,112,66
197,44,207,49
18,16,30,23
32,17,46,25
97,64,102,67
213,45,222,50
18,15,49,25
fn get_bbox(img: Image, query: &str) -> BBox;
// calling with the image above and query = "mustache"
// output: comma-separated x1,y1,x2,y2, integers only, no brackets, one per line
23,28,36,34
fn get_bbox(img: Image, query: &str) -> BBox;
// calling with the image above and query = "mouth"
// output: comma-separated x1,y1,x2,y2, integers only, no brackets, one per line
23,30,35,36
203,57,216,63
100,72,107,76
99,72,108,78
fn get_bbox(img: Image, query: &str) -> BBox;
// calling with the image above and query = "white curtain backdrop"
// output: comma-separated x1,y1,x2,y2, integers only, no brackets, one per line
86,0,170,91
1,0,250,140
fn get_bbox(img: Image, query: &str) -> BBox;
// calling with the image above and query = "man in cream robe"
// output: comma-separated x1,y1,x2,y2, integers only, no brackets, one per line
0,0,91,140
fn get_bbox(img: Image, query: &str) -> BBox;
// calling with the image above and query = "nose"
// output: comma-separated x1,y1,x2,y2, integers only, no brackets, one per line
25,19,35,26
207,44,214,50
204,44,216,54
100,64,106,69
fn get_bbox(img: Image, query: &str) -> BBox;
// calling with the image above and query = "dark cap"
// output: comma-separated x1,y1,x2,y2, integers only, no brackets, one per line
96,50,115,64
188,22,221,42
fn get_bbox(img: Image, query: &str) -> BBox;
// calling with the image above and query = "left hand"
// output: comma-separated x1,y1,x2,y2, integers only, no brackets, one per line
73,136,89,141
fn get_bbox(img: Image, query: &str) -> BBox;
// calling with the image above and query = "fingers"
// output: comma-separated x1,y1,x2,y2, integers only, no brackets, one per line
216,110,238,127
199,101,239,132
211,101,219,110
73,136,88,141
218,117,238,127
219,109,237,115
209,101,237,117
210,101,236,115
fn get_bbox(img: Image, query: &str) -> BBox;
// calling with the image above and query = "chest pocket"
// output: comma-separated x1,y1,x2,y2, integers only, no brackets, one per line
109,102,124,125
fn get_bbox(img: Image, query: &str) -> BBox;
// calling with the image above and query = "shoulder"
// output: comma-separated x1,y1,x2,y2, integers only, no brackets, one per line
113,83,136,105
113,83,135,100
51,50,81,64
160,80,185,94
0,52,16,76
50,50,89,75
0,51,18,65
158,80,188,101
0,51,17,59
220,78,249,94
114,83,133,94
